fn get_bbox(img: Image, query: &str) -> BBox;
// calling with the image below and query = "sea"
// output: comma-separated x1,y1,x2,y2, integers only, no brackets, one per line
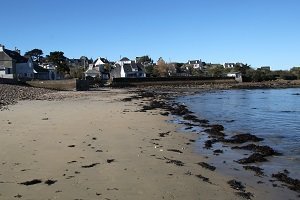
176,88,300,179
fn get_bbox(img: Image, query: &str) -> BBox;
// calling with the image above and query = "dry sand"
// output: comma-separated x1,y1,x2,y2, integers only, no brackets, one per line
0,89,297,200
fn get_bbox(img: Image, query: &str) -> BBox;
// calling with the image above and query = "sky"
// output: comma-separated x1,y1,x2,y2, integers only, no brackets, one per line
1,0,299,70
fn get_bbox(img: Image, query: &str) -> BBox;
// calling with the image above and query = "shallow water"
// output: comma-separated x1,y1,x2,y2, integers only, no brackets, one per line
177,88,300,178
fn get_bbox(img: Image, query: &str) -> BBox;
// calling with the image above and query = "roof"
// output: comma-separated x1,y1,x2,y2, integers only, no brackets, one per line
123,63,132,73
3,49,28,63
120,57,130,62
111,64,121,76
94,57,109,65
100,58,109,63
131,61,138,70
85,69,99,74
188,60,200,64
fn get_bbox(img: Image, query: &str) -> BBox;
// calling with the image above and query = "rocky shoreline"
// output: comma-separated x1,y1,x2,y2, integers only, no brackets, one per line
0,84,56,110
1,82,299,199
128,88,300,197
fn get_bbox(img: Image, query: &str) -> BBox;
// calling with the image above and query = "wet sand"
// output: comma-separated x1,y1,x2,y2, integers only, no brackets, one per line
0,89,298,199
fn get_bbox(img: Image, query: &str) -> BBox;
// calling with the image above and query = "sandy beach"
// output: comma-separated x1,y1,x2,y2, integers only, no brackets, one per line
0,88,298,200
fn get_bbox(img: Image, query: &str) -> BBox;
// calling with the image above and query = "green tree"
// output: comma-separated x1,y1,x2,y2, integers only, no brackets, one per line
24,49,43,62
290,67,300,79
103,63,111,72
136,55,153,64
144,65,154,76
48,51,70,73
207,65,225,77
70,67,85,79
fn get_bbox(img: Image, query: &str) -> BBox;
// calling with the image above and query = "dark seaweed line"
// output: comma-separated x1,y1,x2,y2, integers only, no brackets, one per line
132,88,300,194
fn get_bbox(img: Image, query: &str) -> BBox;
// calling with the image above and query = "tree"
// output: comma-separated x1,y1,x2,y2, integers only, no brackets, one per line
155,57,169,77
48,51,66,64
175,63,184,73
144,65,154,76
233,63,251,75
207,65,225,77
80,56,89,68
48,51,70,73
136,55,153,64
290,67,300,79
70,67,85,79
24,49,43,62
103,63,111,72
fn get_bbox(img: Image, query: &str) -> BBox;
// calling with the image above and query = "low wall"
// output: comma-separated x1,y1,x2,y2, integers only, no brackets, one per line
0,77,18,84
112,77,236,87
26,79,77,91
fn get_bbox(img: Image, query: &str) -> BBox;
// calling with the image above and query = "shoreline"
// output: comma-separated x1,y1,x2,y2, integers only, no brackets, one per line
0,88,241,200
0,83,299,199
132,87,300,199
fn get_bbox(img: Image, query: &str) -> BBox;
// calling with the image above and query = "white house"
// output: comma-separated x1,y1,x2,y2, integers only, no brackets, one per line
227,72,243,82
111,57,145,78
0,44,34,80
188,60,203,69
85,57,110,80
85,64,99,78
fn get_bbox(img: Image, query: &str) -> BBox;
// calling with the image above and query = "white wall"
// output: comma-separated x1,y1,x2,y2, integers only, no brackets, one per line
0,74,13,79
120,64,126,77
94,58,105,66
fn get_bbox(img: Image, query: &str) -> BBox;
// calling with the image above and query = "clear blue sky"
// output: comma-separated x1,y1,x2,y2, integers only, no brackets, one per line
1,0,299,70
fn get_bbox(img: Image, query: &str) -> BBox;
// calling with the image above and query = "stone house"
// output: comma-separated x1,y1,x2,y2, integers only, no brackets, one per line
0,45,34,80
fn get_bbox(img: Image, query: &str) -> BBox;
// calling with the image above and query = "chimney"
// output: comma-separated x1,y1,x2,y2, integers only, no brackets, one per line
14,47,21,54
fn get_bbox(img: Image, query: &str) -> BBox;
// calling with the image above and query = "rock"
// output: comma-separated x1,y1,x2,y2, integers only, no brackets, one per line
0,84,55,110
227,179,245,191
160,112,169,116
158,131,170,137
44,179,57,185
107,159,115,163
204,139,217,149
167,149,183,153
164,157,184,166
223,133,263,144
232,144,280,156
19,179,42,186
195,174,211,183
243,165,264,176
235,192,253,199
183,114,198,121
213,149,224,154
272,172,300,192
237,153,267,164
81,163,100,168
210,124,224,132
197,162,216,171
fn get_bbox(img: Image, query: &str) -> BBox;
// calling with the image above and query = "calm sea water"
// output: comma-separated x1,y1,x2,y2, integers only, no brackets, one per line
177,88,300,177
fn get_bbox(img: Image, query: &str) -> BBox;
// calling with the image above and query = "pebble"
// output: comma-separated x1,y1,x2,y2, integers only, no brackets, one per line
0,84,56,110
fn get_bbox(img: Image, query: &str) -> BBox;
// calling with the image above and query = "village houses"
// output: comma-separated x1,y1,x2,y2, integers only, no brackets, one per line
85,57,110,80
